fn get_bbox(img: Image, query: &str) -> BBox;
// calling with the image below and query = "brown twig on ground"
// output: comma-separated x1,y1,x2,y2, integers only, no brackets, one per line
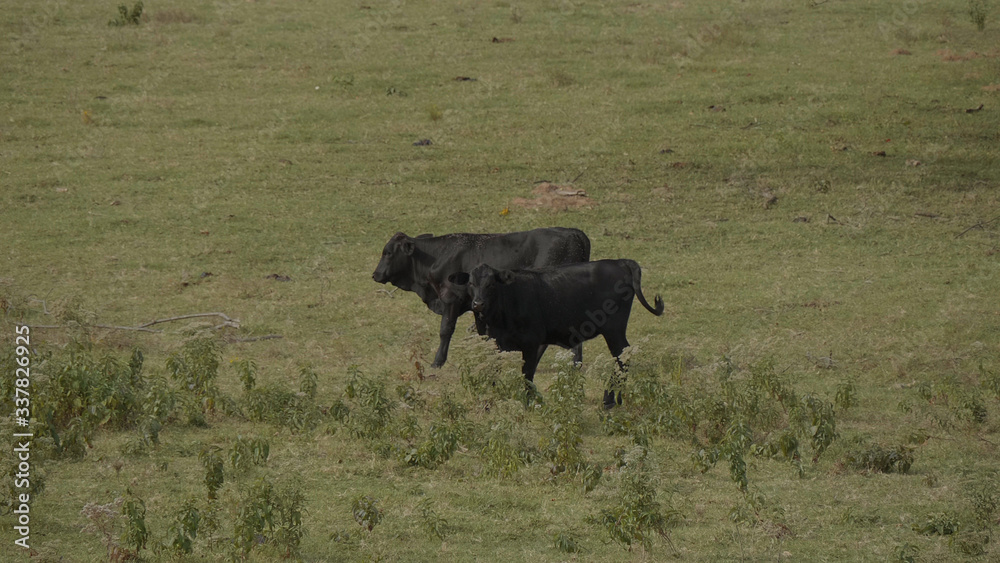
956,215,1000,238
137,312,239,329
29,312,241,333
225,334,284,343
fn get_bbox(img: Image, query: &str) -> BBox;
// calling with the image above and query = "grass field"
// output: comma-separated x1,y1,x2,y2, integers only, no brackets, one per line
2,0,999,560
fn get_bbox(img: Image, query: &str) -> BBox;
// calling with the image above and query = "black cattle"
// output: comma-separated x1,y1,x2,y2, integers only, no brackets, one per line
372,228,591,367
454,259,663,409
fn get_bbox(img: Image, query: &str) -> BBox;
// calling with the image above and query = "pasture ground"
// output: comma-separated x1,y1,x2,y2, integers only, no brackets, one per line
1,0,999,560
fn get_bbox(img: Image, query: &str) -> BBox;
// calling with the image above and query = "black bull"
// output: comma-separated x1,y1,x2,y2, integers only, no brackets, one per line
451,259,664,409
371,228,591,367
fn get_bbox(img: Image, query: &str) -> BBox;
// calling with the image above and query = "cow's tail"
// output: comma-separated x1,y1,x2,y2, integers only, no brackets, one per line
624,260,664,316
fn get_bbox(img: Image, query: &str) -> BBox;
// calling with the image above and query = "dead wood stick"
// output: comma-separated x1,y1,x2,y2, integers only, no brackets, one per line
27,312,239,333
137,312,239,329
226,334,284,343
956,215,1000,238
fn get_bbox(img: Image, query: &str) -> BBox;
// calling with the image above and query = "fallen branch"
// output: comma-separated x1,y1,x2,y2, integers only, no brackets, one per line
138,312,239,329
225,334,284,343
956,215,1000,238
28,312,240,333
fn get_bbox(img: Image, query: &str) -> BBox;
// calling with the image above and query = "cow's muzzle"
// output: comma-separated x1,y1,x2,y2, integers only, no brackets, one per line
372,271,387,284
471,300,484,313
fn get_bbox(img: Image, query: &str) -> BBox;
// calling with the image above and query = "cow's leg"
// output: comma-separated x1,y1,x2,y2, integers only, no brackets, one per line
431,307,460,368
521,346,544,382
602,334,630,409
571,343,583,366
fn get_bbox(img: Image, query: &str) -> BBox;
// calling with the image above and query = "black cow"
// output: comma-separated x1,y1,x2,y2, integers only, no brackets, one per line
372,228,591,367
453,259,663,409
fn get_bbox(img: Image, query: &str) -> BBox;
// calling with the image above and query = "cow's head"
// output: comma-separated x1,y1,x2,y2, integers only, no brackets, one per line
467,264,515,314
372,232,416,285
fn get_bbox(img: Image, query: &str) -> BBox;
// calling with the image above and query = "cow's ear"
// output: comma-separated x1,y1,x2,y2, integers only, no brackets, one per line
447,272,469,285
498,270,516,284
401,239,415,255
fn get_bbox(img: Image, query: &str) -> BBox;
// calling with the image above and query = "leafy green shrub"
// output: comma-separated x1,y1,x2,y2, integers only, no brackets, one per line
167,498,200,554
232,478,305,559
143,376,178,423
456,336,526,408
235,358,257,392
230,436,270,474
166,338,221,415
591,446,681,551
835,378,859,411
198,446,225,499
981,362,1000,399
344,366,396,439
844,444,914,474
912,511,961,535
108,1,143,26
36,346,149,459
243,364,326,432
969,0,988,31
537,353,596,481
298,364,319,399
417,499,448,541
120,495,149,556
404,421,464,469
351,495,383,532
273,483,306,559
553,531,582,553
480,421,530,479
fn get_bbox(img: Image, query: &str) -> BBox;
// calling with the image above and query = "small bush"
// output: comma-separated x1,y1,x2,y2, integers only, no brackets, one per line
344,366,396,439
912,511,961,535
232,478,305,559
109,2,143,26
120,495,149,555
198,446,225,499
969,0,988,31
553,531,583,553
404,421,464,469
417,499,448,541
844,444,914,474
351,495,383,532
230,436,270,474
456,336,526,408
235,358,257,392
36,346,149,459
480,421,530,479
167,498,200,554
591,446,681,551
540,354,587,474
166,338,221,414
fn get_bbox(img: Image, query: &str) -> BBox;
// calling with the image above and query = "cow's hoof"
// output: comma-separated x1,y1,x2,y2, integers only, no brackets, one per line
603,391,617,410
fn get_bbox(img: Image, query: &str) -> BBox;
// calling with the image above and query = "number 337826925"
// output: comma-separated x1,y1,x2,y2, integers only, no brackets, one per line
14,326,30,413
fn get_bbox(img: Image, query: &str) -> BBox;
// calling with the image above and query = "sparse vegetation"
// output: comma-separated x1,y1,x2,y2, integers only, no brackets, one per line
108,2,143,27
3,0,1000,559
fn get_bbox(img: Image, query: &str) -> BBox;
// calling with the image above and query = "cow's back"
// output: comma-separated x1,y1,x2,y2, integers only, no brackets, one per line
431,227,589,274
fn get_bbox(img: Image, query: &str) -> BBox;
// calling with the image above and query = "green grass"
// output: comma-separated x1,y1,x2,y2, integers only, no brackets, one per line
2,0,1000,560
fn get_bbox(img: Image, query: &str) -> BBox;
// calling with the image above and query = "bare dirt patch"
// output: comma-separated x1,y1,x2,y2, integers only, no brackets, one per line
511,182,594,212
